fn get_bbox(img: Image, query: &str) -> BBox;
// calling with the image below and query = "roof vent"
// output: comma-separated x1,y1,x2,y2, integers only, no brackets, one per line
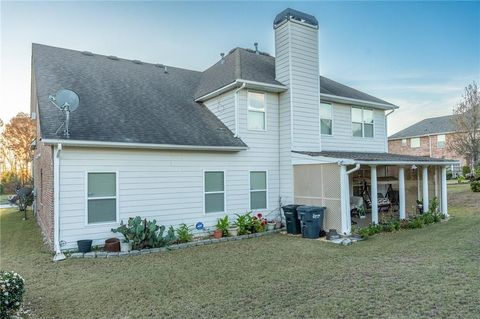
164,65,168,74
132,59,142,64
81,51,93,56
254,42,259,54
155,63,164,68
107,55,119,60
220,53,225,64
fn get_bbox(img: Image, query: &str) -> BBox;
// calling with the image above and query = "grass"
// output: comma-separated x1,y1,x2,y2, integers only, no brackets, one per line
0,194,13,205
1,186,479,318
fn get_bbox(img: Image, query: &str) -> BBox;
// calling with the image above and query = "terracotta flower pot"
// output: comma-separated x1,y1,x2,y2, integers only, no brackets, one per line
213,229,223,239
104,238,120,252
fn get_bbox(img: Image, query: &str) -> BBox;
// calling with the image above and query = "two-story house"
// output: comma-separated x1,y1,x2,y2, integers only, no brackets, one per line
389,115,465,176
31,8,456,259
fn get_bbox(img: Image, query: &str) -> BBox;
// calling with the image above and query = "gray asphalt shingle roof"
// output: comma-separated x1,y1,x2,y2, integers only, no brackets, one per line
33,44,247,148
294,151,456,163
389,115,458,140
33,44,395,147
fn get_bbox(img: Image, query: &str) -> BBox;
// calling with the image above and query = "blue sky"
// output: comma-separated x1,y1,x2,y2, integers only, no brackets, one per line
1,1,479,134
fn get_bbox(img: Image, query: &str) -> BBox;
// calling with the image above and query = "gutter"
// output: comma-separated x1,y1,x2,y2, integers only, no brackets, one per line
53,143,66,262
320,93,398,110
42,139,248,151
195,79,287,102
234,83,246,137
354,160,459,166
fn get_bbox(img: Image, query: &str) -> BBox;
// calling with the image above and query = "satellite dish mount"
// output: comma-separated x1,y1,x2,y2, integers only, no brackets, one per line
48,89,80,138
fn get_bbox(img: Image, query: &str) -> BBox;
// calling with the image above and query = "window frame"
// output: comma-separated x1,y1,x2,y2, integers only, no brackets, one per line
437,134,446,148
410,137,420,148
320,102,333,136
247,91,267,131
351,106,375,138
203,170,226,214
402,139,407,146
249,170,268,211
85,171,119,226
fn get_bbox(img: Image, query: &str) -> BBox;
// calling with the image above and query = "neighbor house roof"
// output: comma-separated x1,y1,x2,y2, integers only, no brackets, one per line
33,43,396,148
389,115,458,140
32,44,247,149
294,150,457,164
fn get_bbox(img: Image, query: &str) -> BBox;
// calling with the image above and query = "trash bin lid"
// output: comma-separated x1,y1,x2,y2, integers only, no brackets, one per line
297,206,326,214
282,204,303,211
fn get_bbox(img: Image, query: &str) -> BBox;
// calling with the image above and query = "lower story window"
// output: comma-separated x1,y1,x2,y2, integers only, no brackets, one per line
87,172,117,224
250,171,267,210
204,171,225,213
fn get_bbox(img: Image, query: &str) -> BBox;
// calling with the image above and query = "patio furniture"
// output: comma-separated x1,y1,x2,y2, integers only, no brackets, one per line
350,196,364,219
361,180,391,213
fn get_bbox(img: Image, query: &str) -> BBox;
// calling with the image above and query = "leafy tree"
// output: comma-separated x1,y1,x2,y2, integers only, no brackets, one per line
448,82,480,168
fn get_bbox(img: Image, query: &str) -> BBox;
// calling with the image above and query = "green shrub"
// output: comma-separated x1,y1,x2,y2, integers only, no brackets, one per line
470,181,480,192
0,271,25,318
462,166,471,176
175,224,193,243
111,216,174,249
409,217,424,229
235,212,253,235
421,213,435,225
216,215,230,236
458,175,466,183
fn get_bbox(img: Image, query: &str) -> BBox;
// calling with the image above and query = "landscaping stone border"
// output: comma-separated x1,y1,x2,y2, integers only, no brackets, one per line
68,229,282,259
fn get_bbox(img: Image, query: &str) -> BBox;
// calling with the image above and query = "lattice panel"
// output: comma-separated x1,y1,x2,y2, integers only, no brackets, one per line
294,165,323,198
323,199,342,232
322,164,341,199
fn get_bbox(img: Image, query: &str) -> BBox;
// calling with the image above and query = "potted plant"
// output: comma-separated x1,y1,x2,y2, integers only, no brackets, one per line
77,239,93,253
229,224,239,237
358,206,366,219
105,238,120,252
267,220,276,231
215,215,229,238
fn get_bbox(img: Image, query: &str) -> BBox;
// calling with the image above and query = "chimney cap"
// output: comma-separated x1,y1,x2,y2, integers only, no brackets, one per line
273,8,318,28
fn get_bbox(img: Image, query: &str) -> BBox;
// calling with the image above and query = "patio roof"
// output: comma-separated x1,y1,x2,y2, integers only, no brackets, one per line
293,151,459,165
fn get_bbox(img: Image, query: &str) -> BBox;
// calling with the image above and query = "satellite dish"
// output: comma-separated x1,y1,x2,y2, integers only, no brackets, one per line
48,89,80,138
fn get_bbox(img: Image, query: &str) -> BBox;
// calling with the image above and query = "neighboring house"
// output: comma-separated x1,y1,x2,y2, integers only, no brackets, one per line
388,115,464,176
31,8,456,257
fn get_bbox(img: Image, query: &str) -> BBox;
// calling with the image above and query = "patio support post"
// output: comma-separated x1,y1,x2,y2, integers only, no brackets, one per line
340,165,351,235
441,166,448,217
398,166,406,219
370,165,378,224
434,166,439,198
422,166,429,213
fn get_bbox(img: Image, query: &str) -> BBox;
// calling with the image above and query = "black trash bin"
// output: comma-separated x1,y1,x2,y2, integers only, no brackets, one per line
298,206,326,239
282,204,303,234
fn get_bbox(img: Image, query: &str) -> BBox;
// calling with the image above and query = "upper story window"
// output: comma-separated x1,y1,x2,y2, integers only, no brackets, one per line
87,172,117,224
410,137,420,148
320,103,333,135
204,171,225,213
402,139,407,146
437,134,446,148
247,92,266,131
352,107,374,138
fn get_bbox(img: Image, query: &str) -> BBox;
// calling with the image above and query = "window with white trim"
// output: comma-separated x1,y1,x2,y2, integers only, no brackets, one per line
410,137,420,148
250,171,267,210
87,172,117,224
437,134,446,148
402,139,407,146
352,107,374,138
204,171,225,213
320,103,333,135
247,92,266,130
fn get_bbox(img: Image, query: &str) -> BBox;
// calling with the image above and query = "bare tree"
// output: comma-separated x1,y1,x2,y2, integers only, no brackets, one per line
448,82,480,168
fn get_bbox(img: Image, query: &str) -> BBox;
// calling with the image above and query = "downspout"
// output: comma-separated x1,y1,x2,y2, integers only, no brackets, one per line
53,143,66,262
234,83,246,137
385,109,395,152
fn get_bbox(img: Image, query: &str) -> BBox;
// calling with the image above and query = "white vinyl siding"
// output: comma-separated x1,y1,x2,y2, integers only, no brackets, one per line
57,90,280,250
320,103,332,135
86,172,117,224
204,171,225,213
203,91,236,132
247,91,266,131
437,134,446,148
250,171,267,210
321,102,387,152
411,137,420,148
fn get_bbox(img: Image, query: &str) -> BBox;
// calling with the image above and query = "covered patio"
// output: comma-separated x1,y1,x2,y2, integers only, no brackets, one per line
292,151,458,235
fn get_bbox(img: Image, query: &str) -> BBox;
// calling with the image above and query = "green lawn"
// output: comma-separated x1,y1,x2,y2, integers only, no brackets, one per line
1,186,479,319
0,194,13,205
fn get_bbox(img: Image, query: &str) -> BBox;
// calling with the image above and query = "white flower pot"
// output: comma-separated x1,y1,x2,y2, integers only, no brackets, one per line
229,228,238,237
120,241,132,252
267,223,275,231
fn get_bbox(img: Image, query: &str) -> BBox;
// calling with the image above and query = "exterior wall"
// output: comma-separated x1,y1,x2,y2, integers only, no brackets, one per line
57,90,281,250
389,134,465,166
293,163,342,232
203,90,236,133
322,102,387,152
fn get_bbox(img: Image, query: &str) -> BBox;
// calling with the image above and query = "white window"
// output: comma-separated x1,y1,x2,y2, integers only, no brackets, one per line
247,92,266,130
320,103,333,135
352,107,374,138
411,137,420,148
87,172,117,224
250,171,267,210
437,134,446,148
204,171,225,213
402,139,407,146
